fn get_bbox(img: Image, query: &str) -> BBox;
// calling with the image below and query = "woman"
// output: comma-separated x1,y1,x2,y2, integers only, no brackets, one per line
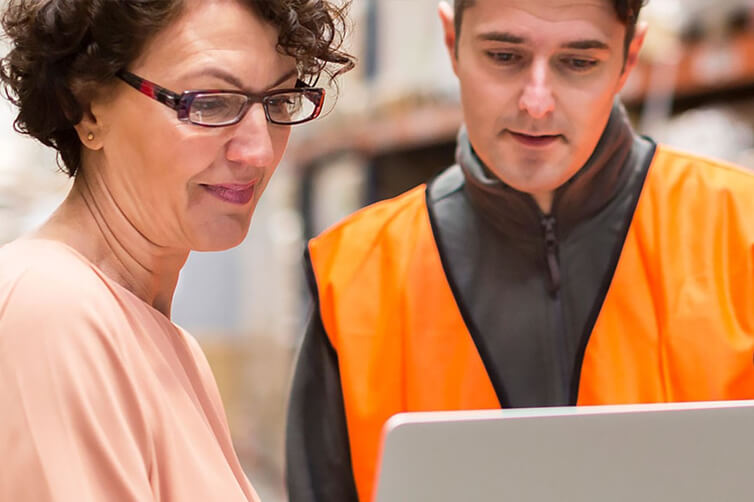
0,0,353,500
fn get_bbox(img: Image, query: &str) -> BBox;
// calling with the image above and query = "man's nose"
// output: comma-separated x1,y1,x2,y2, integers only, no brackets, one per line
518,59,555,119
225,103,275,168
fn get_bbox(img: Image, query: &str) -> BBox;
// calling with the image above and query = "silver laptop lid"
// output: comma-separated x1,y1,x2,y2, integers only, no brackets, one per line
374,400,754,502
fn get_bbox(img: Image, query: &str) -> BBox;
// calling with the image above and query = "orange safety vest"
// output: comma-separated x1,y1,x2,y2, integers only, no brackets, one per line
308,146,754,502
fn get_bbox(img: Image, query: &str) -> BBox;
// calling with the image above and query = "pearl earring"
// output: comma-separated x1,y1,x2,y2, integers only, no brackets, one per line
87,132,94,141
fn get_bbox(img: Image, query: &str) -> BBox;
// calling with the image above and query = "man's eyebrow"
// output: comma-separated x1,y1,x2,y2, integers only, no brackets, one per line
476,31,526,44
475,32,610,52
183,68,298,92
561,39,610,51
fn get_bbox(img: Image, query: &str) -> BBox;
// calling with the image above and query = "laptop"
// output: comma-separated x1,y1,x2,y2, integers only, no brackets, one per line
373,400,754,502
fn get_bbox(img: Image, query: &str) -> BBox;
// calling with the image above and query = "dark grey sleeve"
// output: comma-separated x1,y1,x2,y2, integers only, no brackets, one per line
285,257,360,502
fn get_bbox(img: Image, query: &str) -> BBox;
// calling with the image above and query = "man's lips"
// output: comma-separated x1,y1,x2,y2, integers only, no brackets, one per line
200,181,257,205
508,131,563,148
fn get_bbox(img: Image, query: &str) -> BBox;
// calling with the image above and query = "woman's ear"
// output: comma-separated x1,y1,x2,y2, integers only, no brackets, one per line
73,103,104,150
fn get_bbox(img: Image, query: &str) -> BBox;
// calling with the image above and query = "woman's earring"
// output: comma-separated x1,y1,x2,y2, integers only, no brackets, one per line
87,132,95,141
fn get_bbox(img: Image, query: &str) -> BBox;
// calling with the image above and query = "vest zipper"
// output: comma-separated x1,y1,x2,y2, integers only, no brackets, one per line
541,215,561,297
541,214,571,402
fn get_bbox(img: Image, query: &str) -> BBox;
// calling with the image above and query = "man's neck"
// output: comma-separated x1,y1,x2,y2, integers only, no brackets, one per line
532,191,554,214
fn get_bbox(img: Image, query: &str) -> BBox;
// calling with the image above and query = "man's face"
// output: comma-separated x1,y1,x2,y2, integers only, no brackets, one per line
440,0,644,210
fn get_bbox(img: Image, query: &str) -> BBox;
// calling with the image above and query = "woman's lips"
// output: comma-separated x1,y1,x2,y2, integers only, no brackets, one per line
201,182,257,205
508,131,562,148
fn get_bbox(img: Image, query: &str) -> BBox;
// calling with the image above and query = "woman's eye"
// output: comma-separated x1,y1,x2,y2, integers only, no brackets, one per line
194,97,228,112
268,97,296,107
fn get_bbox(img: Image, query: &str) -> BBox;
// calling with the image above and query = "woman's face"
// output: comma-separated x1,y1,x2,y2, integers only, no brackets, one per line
85,0,297,251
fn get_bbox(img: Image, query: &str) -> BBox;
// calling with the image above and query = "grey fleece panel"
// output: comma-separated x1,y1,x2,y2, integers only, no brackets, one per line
427,136,654,407
285,257,360,502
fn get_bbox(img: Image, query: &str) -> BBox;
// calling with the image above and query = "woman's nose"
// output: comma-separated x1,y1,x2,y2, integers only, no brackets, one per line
225,103,275,167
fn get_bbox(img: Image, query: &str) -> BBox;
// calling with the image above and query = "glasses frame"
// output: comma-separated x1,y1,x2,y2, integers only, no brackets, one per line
117,70,325,127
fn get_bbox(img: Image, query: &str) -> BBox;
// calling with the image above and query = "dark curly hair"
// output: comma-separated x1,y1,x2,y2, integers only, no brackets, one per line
453,0,648,58
0,0,355,176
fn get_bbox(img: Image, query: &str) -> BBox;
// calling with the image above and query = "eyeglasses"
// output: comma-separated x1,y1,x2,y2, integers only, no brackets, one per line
117,71,325,127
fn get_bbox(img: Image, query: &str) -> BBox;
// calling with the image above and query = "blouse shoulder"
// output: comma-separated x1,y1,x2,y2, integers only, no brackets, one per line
1,238,114,296
0,239,133,343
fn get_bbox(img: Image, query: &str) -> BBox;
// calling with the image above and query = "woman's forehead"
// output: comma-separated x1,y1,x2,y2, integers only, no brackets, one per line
130,0,290,85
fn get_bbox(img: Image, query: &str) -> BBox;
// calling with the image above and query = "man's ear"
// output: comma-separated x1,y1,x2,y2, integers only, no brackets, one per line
617,21,648,91
73,102,104,151
438,1,459,76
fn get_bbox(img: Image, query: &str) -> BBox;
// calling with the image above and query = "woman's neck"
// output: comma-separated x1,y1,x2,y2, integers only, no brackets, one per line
33,166,188,318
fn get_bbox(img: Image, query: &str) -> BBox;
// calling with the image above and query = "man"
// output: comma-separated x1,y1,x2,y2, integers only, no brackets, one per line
286,1,754,501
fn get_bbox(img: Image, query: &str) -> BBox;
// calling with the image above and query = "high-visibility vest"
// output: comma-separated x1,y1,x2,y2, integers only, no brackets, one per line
308,146,754,502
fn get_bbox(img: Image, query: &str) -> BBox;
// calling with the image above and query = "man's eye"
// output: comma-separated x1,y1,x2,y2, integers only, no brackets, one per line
486,51,521,64
562,57,599,71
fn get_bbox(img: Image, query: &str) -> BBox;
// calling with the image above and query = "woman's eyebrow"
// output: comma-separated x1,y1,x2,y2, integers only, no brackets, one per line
182,67,298,92
267,68,298,90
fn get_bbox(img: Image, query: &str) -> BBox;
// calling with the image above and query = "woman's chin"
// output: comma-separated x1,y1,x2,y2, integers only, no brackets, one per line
192,228,251,252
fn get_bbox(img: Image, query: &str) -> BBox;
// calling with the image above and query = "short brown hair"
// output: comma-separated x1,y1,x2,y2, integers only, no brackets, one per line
453,0,647,57
0,0,356,176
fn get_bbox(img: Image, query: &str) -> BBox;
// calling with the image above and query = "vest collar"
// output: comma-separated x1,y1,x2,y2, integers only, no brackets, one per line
459,102,636,240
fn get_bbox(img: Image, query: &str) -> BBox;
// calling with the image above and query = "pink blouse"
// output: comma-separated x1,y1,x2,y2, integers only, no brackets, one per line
0,239,260,502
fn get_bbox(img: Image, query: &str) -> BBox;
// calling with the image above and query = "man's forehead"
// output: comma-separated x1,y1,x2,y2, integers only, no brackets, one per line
462,0,623,42
460,0,617,14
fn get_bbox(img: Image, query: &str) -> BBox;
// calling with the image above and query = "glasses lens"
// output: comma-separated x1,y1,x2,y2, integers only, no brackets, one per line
189,93,248,125
264,90,322,124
